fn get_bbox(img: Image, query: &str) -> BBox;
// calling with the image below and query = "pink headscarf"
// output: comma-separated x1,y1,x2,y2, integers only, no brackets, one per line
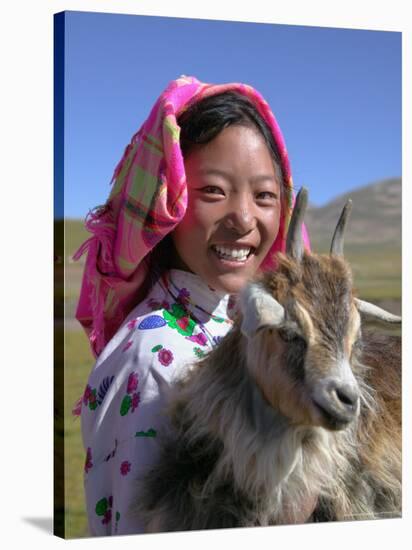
74,75,310,357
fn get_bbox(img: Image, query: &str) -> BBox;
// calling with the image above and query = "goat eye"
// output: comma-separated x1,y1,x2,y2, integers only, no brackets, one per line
352,337,363,351
277,328,301,343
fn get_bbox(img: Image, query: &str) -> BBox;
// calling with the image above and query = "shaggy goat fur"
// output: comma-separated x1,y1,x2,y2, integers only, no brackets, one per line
130,251,401,532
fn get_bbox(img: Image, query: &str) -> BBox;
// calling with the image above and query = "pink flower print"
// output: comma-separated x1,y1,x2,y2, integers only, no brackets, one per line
127,319,138,330
120,460,131,476
84,447,93,473
122,340,133,352
83,385,92,405
147,298,170,311
83,384,98,411
102,509,112,525
186,332,208,346
88,390,97,408
158,348,174,366
95,495,113,524
176,316,190,331
127,372,139,394
131,392,141,412
177,287,190,306
120,375,140,416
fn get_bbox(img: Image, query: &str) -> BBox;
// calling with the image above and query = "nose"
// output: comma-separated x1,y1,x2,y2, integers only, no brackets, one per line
333,382,359,409
224,198,257,234
312,379,360,430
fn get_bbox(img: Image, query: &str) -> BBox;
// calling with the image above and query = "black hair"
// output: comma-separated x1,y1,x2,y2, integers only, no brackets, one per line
177,91,284,185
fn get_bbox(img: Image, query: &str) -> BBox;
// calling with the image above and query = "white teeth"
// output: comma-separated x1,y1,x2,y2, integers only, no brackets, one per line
212,245,252,262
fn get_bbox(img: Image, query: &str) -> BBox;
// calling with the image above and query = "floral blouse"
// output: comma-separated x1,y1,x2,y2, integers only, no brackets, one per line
80,269,236,536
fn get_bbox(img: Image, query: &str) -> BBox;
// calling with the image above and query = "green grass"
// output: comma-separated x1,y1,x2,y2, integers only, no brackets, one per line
55,218,90,261
63,328,95,538
310,241,401,303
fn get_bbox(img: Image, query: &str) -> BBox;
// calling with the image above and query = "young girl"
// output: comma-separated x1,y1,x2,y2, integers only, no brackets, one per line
74,75,309,536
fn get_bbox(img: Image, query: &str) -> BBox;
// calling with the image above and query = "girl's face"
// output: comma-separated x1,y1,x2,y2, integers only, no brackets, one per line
171,124,281,294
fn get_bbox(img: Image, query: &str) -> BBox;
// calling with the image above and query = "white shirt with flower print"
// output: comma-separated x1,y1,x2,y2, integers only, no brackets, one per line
80,269,236,536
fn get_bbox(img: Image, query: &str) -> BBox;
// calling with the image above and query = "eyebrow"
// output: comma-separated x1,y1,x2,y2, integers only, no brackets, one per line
199,168,278,184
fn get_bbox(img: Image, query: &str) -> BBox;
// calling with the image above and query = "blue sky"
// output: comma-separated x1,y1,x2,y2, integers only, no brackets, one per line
60,11,401,218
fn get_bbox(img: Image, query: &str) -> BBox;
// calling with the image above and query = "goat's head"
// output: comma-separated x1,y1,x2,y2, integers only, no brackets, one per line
239,187,401,431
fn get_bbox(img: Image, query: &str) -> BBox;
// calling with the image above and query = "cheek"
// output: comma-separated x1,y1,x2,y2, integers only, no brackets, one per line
172,199,214,251
259,207,281,252
270,210,281,238
181,198,213,230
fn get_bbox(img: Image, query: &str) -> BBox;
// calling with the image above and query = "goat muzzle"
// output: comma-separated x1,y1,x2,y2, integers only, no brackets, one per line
311,379,360,431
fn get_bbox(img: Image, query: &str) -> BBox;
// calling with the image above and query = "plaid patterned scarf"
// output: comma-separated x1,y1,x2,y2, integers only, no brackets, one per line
73,75,309,357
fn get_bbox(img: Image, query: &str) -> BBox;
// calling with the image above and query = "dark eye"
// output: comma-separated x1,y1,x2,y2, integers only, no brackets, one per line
352,337,363,352
257,191,277,200
202,185,224,195
277,328,302,343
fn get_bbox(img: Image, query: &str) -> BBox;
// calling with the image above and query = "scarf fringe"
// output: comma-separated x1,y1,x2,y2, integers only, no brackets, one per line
71,206,119,416
73,204,117,355
72,396,83,417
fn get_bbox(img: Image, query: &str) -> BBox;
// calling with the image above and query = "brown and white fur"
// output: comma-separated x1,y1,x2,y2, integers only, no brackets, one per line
132,188,401,532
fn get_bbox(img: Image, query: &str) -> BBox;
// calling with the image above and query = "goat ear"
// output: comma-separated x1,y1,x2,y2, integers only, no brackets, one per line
239,282,285,338
355,298,401,333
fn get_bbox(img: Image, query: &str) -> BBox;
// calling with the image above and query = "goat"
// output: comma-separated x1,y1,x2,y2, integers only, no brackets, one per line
132,187,401,532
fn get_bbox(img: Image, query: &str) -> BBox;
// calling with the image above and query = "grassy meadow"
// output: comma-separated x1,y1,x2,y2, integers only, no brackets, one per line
58,218,401,539
310,239,402,310
63,328,94,538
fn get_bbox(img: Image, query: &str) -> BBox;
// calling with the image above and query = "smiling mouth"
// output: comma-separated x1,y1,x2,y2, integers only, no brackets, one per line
210,245,256,263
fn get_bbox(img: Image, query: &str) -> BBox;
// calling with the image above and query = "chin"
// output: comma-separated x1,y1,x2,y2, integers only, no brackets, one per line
209,273,252,295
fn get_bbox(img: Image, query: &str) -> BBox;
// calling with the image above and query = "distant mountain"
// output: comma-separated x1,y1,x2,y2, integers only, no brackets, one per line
58,178,401,314
59,177,402,259
305,178,401,250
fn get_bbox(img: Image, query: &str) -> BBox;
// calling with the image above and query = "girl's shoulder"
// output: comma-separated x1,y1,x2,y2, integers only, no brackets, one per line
80,287,190,460
84,270,235,395
95,278,170,363
85,278,202,385
80,271,234,461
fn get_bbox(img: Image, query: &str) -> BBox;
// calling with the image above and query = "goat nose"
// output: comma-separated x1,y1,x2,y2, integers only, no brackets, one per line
312,380,360,430
331,382,359,411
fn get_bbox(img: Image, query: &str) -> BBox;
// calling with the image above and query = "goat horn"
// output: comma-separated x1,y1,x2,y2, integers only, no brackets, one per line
330,199,353,256
355,298,402,331
286,187,308,261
